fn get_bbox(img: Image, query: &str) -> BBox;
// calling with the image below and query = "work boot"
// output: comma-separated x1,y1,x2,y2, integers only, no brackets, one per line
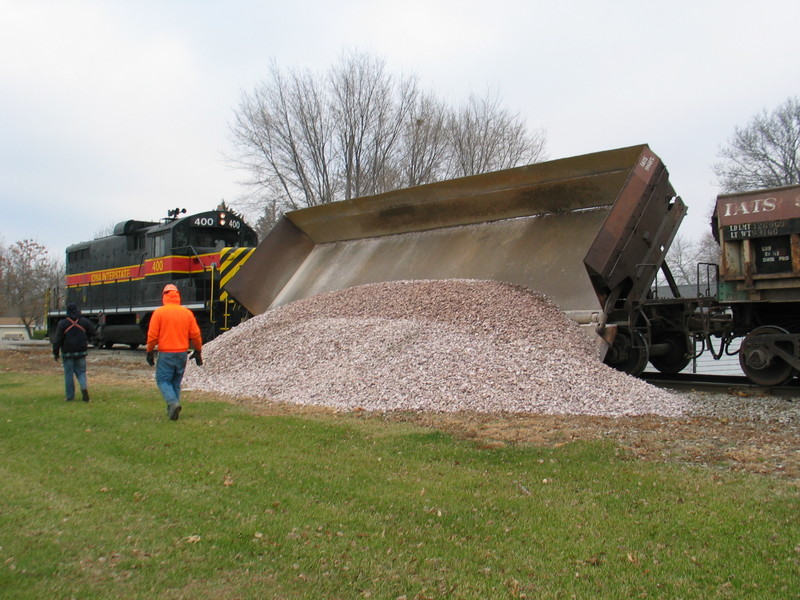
81,389,90,402
168,403,182,421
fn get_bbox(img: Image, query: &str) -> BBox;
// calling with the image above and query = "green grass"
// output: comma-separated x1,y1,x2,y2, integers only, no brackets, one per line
0,369,798,599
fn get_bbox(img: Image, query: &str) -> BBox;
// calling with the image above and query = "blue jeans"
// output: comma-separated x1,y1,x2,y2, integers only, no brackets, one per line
63,356,87,400
155,352,187,411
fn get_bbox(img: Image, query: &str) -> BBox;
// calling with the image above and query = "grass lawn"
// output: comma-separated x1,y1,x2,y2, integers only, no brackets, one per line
1,369,798,599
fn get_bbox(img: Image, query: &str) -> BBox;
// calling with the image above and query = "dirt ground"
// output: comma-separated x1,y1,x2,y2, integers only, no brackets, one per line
3,343,799,484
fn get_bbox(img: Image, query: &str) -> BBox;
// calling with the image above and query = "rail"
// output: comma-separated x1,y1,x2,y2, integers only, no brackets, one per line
644,370,800,397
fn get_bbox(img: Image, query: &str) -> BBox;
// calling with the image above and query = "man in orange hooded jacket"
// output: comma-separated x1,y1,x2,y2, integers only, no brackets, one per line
146,283,203,420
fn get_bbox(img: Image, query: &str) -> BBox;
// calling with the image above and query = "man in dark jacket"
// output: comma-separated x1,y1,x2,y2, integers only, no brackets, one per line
53,303,97,402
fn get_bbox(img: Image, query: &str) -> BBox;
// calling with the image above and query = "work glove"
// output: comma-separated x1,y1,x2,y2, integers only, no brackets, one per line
53,353,59,362
190,350,203,366
146,351,155,367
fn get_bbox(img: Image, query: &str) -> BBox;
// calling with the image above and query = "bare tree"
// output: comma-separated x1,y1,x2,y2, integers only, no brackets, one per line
0,240,62,337
714,96,800,193
665,234,701,286
399,92,450,187
663,99,798,286
229,50,548,220
329,51,419,199
665,230,722,290
93,221,118,239
696,231,721,266
230,61,338,214
447,90,547,178
253,197,282,240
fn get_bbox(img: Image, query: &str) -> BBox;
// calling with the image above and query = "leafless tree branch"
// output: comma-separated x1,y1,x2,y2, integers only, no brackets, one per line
228,51,548,227
714,96,800,193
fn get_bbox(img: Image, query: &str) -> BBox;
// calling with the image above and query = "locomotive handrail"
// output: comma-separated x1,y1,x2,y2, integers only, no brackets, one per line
209,262,217,326
696,262,719,298
187,245,208,271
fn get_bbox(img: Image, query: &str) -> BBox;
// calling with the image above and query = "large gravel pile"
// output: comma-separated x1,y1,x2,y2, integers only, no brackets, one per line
184,279,688,417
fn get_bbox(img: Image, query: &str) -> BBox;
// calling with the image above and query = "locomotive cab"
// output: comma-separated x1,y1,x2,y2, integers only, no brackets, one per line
164,210,258,254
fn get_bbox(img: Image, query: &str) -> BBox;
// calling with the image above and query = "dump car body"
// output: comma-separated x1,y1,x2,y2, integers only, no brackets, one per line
226,145,685,360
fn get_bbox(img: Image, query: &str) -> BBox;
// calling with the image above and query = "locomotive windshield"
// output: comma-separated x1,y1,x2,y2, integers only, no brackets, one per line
170,211,258,251
175,226,243,249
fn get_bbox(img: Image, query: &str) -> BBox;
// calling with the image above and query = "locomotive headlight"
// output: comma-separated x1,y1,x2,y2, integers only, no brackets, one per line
219,212,226,226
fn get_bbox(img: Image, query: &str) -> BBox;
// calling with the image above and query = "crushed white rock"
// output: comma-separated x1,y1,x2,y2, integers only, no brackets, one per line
184,279,688,417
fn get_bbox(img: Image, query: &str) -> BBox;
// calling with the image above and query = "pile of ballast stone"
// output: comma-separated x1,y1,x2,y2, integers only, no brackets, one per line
183,279,688,417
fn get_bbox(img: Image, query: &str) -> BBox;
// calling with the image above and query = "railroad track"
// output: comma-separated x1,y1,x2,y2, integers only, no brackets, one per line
642,371,800,397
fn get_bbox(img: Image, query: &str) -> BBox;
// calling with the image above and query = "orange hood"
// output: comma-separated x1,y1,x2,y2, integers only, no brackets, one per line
162,284,181,305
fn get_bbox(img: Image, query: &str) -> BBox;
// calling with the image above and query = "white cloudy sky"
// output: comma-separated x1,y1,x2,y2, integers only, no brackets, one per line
2,0,799,257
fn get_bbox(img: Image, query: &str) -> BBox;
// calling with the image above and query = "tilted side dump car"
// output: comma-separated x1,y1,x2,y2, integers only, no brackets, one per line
226,144,688,376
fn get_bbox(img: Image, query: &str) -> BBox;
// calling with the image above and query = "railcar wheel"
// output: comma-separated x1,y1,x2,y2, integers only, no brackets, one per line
739,326,797,386
605,330,649,377
649,332,691,375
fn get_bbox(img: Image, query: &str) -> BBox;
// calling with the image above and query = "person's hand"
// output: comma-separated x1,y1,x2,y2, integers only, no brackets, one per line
53,354,59,362
190,350,203,366
146,351,155,366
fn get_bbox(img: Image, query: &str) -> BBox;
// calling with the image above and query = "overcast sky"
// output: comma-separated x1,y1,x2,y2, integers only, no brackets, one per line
2,0,799,258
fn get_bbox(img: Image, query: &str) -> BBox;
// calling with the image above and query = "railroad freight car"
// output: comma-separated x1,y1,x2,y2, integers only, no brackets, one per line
713,184,800,385
46,205,258,348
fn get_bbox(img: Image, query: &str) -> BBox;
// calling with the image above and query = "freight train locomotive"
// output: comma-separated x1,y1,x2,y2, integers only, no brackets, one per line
46,205,258,348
